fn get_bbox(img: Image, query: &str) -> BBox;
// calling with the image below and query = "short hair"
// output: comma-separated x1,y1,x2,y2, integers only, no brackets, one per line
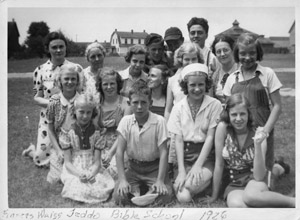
74,92,98,119
179,72,212,94
233,33,264,62
44,31,68,58
149,64,171,97
128,80,151,101
85,42,106,61
211,34,235,56
124,44,147,63
174,42,204,67
219,93,255,130
187,17,209,34
56,63,83,92
96,67,123,100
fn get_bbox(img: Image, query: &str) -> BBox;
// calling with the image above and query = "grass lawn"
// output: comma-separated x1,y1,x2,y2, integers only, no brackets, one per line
7,53,295,74
7,54,295,208
7,78,295,208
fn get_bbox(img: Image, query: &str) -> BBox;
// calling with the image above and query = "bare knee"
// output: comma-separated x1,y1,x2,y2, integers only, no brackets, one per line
227,191,247,208
243,180,268,207
176,188,192,203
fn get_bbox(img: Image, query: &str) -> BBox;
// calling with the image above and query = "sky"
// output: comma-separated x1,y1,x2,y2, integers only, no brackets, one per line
5,0,296,47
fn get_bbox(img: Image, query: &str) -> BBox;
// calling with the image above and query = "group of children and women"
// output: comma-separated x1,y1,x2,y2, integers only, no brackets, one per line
22,16,295,208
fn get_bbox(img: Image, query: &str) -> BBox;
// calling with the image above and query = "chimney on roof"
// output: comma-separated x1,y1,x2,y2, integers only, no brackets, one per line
12,18,15,22
115,29,117,32
143,30,145,32
131,29,133,34
233,20,239,27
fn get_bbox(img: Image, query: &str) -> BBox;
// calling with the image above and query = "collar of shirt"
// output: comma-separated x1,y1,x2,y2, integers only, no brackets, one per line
59,91,79,107
182,95,215,115
234,63,264,78
132,111,157,131
121,66,148,81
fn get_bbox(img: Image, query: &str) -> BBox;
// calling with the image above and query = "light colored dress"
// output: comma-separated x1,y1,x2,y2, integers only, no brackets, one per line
83,66,101,102
32,59,71,166
60,122,114,204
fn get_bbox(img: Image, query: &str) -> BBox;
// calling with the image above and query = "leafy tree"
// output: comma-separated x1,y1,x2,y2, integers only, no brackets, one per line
25,21,50,58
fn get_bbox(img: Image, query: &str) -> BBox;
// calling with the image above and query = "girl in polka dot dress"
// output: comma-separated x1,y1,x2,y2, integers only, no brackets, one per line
22,32,82,168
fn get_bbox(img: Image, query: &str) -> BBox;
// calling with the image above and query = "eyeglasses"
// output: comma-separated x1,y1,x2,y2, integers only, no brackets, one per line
216,48,231,56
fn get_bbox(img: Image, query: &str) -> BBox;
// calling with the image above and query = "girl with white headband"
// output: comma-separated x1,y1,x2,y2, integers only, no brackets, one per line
167,63,222,203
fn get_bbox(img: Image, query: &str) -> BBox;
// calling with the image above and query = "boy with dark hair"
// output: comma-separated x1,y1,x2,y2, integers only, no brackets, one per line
113,81,173,206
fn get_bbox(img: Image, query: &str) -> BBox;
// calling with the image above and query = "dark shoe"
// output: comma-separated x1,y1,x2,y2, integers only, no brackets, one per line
275,157,290,174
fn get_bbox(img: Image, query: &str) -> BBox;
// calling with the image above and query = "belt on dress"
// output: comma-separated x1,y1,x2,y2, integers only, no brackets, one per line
129,158,159,165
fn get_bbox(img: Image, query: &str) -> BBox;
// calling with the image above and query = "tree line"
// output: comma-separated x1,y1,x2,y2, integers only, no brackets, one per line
9,21,85,59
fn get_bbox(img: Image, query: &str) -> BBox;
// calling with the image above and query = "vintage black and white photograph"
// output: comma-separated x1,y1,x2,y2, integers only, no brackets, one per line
1,0,298,219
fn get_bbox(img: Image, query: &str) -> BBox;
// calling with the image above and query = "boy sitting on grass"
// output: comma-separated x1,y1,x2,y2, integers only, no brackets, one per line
113,80,173,206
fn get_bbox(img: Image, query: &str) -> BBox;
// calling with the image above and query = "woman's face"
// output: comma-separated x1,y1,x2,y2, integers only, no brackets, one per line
229,103,249,132
48,39,66,61
238,43,257,71
129,54,146,75
215,41,234,66
101,75,118,98
148,68,163,89
186,74,206,102
88,47,104,69
60,70,78,93
182,52,198,67
148,44,164,62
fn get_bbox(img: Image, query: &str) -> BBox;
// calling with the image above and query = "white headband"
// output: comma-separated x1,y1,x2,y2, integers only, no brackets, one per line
181,63,208,80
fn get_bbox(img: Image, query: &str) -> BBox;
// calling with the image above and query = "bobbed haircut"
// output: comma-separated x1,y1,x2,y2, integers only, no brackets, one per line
56,63,83,92
96,67,123,100
85,42,106,61
149,64,171,97
233,33,264,62
179,72,212,94
219,93,255,131
211,34,235,56
124,44,147,63
73,92,98,119
174,42,204,67
128,80,152,101
187,17,209,34
44,31,68,58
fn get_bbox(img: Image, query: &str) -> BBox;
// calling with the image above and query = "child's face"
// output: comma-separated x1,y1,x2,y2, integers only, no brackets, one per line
229,103,249,133
148,43,164,62
60,71,78,93
238,43,257,70
148,68,163,89
101,75,118,98
130,54,145,75
129,93,151,120
75,104,94,127
186,74,206,102
182,52,198,67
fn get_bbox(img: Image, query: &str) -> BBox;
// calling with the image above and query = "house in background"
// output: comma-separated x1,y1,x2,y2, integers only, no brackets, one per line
269,37,290,53
8,19,20,58
288,21,295,53
110,29,148,55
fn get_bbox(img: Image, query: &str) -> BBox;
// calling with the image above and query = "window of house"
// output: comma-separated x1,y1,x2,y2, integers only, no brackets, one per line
125,38,127,44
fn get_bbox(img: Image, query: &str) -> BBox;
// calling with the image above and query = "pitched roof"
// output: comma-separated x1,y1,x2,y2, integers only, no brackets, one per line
8,20,20,38
215,20,260,40
257,37,274,45
114,30,148,39
288,21,295,33
269,36,289,48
